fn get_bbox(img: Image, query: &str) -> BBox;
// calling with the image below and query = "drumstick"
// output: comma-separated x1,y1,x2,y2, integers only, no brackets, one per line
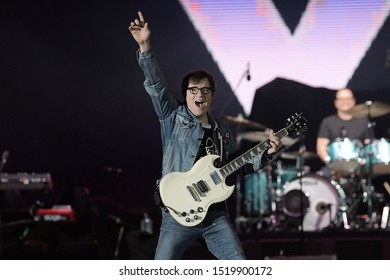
384,181,390,196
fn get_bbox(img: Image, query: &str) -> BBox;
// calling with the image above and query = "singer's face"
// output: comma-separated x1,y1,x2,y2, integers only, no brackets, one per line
186,78,214,120
334,89,355,112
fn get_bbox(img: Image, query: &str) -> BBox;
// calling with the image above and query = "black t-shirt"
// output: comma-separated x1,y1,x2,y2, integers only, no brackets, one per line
317,114,372,142
195,124,226,212
195,125,217,162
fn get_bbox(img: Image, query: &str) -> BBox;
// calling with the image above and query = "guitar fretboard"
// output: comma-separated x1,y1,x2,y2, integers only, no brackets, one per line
219,129,288,178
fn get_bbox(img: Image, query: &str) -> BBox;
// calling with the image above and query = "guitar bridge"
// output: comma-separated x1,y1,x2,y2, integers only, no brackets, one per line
195,180,209,194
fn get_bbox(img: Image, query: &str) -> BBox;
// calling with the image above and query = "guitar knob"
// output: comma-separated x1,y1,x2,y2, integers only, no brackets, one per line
185,218,191,223
193,215,199,220
197,207,203,213
181,212,187,216
190,209,195,214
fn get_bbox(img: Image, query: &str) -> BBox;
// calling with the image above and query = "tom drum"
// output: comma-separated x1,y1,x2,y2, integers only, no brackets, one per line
363,138,390,175
327,138,362,174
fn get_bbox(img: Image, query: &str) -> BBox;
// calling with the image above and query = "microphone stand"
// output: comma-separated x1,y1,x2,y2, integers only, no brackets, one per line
219,63,250,117
327,204,333,227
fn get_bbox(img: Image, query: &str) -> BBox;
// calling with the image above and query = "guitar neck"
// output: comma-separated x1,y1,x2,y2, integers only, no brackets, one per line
219,128,288,178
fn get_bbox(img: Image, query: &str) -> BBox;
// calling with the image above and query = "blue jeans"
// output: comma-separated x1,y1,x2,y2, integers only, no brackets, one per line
154,209,246,260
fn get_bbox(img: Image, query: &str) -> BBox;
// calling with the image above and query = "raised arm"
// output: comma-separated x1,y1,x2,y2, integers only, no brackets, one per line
129,11,151,53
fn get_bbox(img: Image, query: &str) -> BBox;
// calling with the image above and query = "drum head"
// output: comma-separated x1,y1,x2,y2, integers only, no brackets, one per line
364,138,390,175
283,174,344,231
282,189,310,217
327,138,362,174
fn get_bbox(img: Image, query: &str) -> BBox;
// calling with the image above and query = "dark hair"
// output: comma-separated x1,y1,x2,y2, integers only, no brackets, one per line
181,70,216,101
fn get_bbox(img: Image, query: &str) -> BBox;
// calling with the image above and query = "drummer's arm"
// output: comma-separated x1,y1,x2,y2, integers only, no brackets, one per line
316,137,330,163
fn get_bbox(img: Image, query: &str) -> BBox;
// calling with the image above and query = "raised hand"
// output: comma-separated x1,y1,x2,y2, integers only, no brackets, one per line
129,11,151,52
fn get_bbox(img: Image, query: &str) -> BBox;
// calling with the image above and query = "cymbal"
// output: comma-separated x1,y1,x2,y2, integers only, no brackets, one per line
222,115,267,130
347,101,390,118
281,151,318,160
237,131,296,146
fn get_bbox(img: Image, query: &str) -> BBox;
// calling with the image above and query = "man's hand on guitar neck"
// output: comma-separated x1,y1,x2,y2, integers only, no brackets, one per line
266,129,283,155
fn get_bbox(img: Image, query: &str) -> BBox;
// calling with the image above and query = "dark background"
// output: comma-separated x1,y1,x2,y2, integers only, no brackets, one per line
1,0,389,232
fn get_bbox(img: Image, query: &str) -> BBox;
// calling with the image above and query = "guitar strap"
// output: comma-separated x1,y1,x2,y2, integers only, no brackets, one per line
154,179,168,212
215,119,226,167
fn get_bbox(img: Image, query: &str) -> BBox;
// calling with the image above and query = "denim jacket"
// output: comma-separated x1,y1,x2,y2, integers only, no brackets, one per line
137,48,264,178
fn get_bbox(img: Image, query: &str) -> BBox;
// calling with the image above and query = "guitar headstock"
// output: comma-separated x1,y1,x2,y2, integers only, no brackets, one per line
286,112,309,137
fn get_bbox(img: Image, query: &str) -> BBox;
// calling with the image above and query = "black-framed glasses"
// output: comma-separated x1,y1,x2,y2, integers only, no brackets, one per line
187,86,213,95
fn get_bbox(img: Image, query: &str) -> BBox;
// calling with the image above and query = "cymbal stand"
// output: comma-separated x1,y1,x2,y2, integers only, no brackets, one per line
234,174,245,233
264,163,279,229
234,127,247,233
296,143,306,254
362,101,376,225
0,150,9,259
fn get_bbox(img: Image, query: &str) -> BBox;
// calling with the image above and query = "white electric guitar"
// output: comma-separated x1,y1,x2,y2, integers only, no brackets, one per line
159,113,309,226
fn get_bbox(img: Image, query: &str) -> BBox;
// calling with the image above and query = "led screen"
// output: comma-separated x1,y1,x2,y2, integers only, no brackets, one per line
179,0,390,114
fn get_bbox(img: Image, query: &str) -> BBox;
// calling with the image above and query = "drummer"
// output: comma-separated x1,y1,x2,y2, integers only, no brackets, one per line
316,88,372,176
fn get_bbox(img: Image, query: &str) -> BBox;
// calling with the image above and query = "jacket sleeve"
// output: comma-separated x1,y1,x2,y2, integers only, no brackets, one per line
137,48,179,120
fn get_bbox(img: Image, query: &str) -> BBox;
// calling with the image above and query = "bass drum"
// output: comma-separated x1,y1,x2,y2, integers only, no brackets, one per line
282,174,346,231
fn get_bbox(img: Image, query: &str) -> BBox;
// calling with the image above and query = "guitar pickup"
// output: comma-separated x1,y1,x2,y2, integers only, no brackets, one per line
210,171,221,185
187,185,201,202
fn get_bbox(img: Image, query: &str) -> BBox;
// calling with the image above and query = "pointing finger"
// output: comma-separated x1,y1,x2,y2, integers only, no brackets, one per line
138,11,145,23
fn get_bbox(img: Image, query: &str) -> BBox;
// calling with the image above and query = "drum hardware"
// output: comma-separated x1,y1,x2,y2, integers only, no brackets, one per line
237,130,297,147
265,164,277,214
281,151,318,160
343,175,388,230
360,101,378,225
341,209,351,230
234,174,243,232
222,115,267,130
380,205,389,229
346,101,390,119
384,181,390,196
294,144,308,232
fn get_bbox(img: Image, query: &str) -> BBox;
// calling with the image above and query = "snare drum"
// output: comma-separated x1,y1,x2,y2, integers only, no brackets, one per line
327,138,363,174
364,138,390,175
282,174,346,231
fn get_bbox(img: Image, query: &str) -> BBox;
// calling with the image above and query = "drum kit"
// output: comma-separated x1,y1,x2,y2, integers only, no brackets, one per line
224,101,390,233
